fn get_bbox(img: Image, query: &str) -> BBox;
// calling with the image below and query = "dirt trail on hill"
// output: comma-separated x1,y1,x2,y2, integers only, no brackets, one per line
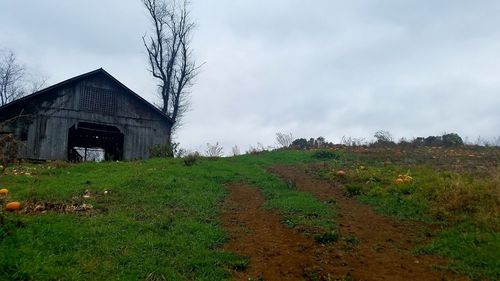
221,184,324,280
221,168,467,281
269,165,467,281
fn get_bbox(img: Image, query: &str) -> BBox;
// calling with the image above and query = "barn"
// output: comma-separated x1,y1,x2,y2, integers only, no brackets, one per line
0,68,173,161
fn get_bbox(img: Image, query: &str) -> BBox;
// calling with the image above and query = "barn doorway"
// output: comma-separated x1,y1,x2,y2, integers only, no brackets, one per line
67,122,124,162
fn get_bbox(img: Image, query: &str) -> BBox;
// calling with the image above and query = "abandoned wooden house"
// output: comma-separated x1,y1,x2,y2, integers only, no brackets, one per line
0,68,173,161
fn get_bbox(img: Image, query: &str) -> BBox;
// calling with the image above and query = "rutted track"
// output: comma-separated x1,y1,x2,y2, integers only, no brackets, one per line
270,165,467,281
221,167,467,280
221,184,325,280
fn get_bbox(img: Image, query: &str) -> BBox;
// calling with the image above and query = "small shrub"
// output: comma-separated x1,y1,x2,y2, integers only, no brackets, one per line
231,145,240,156
229,256,249,271
344,184,364,197
148,143,178,158
282,218,297,228
314,230,340,244
183,153,199,166
312,150,340,160
275,132,293,148
344,235,359,246
0,133,20,172
205,142,223,157
342,235,360,251
285,179,297,190
246,142,268,154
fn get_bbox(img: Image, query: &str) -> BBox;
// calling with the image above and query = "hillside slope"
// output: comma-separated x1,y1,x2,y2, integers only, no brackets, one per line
0,148,498,280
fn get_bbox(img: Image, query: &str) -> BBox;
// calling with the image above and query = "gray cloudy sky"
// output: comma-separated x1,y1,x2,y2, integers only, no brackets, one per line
1,0,499,152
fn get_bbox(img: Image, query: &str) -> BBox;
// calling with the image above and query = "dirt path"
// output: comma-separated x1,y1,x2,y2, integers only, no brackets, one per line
221,180,466,280
270,165,467,281
221,184,327,280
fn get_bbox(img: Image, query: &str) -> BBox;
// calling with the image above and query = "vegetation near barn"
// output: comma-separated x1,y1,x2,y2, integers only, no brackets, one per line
0,141,499,280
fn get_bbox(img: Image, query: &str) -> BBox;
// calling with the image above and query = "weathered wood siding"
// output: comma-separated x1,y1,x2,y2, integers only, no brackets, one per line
1,70,171,161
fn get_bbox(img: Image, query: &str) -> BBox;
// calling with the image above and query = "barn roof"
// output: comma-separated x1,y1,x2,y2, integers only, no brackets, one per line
0,68,174,124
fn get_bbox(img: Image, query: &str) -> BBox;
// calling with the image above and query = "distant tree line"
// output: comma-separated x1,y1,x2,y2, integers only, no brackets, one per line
290,136,333,150
282,131,496,150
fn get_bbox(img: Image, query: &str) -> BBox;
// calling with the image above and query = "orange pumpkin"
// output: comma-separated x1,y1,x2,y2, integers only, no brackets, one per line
394,178,405,185
5,202,21,211
336,170,346,177
0,188,8,195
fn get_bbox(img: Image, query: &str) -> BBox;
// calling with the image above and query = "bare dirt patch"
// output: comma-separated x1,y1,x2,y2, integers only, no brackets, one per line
19,201,94,214
10,189,110,215
270,165,468,281
222,183,334,280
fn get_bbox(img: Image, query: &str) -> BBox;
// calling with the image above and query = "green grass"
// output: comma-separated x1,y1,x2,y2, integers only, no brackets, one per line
0,150,336,280
1,147,498,280
416,224,500,280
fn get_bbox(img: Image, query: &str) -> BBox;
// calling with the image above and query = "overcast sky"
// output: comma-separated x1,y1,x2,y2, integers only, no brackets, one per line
1,1,499,152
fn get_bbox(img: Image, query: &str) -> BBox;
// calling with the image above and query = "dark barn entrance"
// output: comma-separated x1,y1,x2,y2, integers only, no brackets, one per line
68,122,124,162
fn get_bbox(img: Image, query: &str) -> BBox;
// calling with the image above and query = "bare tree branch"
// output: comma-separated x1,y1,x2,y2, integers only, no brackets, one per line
0,50,25,106
142,0,199,139
0,49,49,106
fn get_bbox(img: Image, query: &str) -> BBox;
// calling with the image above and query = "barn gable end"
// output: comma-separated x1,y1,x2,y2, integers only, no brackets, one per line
0,68,173,161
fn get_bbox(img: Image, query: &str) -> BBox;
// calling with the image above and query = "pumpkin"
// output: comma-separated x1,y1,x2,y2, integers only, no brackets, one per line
0,188,8,195
5,201,21,211
394,178,405,185
336,170,346,177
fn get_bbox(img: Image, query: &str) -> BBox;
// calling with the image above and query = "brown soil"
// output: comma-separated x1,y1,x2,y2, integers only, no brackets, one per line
221,166,467,281
221,183,329,280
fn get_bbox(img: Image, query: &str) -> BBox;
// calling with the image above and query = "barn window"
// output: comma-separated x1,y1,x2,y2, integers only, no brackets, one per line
80,86,117,114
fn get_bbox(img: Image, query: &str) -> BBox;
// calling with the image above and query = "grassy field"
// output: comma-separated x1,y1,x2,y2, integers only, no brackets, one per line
0,150,335,280
318,146,500,279
0,147,499,280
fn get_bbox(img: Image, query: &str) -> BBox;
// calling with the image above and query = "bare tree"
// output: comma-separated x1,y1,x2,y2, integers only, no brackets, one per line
231,145,240,156
26,70,49,93
374,130,393,143
275,132,293,148
0,49,48,106
205,142,223,157
142,0,199,135
0,50,25,106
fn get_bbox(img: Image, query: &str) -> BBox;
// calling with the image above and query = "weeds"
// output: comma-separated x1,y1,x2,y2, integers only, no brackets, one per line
205,142,224,157
343,235,359,246
344,184,364,197
183,153,199,166
0,133,19,173
148,143,178,158
314,230,340,244
311,150,341,160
